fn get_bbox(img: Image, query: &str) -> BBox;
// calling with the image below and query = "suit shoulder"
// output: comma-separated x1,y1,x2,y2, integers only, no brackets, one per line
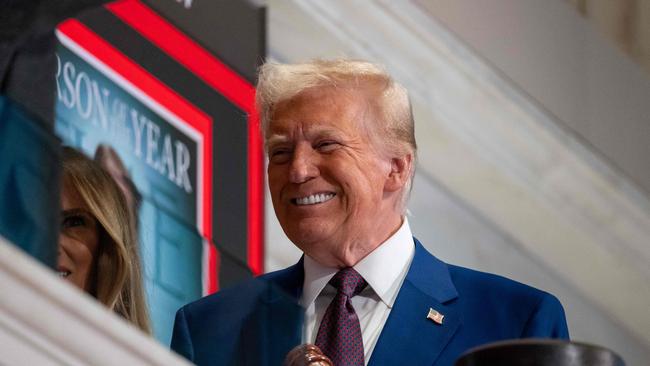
179,278,258,318
180,265,301,318
447,264,560,308
446,264,568,338
171,265,304,361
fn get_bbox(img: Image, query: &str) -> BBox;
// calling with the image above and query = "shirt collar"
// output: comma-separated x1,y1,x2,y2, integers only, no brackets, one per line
301,218,415,308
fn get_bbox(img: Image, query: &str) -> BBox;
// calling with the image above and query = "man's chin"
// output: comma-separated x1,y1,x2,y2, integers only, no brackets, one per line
287,230,334,251
284,218,335,238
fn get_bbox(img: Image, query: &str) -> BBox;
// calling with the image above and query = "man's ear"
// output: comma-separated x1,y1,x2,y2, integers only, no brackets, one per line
384,153,413,192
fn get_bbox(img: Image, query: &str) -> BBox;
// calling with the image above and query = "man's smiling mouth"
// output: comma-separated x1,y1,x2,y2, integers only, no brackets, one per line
291,193,335,206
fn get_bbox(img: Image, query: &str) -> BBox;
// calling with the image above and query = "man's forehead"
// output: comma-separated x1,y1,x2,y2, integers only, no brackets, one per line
264,86,374,146
273,85,371,115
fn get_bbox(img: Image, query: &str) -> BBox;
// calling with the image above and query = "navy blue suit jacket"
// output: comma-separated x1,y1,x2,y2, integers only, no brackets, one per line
171,239,569,365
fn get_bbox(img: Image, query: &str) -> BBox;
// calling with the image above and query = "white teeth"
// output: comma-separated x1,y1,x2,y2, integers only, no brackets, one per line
295,193,335,206
58,271,71,278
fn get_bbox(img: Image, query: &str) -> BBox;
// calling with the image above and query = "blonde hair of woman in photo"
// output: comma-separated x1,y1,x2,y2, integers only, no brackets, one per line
58,146,150,333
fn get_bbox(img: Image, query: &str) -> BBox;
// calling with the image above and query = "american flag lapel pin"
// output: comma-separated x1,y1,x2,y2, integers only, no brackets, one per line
427,307,444,325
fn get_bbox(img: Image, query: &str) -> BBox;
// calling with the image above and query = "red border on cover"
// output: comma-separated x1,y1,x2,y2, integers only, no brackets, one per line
57,19,218,291
106,0,264,278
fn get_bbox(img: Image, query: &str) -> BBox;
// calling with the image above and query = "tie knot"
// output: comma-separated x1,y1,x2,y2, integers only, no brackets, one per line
329,268,367,297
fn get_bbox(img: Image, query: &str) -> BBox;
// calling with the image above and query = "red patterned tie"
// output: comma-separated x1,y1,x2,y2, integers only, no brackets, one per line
315,267,367,366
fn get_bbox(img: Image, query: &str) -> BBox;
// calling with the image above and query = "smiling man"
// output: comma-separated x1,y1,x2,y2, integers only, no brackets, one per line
265,84,409,269
170,60,569,366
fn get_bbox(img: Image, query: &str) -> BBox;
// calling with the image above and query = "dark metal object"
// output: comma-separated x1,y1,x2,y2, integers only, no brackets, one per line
455,339,625,366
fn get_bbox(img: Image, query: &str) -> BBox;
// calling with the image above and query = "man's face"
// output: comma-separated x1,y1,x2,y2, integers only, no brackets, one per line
266,87,402,267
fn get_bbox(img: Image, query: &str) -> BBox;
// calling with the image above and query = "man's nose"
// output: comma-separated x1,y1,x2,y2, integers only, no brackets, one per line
288,145,318,183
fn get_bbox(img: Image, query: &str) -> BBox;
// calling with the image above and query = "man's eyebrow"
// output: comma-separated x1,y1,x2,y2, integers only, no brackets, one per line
266,134,289,147
265,127,346,147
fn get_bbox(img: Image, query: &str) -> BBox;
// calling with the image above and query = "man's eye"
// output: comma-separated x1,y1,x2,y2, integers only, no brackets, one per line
315,141,339,151
271,149,288,156
269,149,291,163
62,215,86,228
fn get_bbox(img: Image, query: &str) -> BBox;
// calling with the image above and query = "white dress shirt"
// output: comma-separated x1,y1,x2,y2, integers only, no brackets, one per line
300,218,415,364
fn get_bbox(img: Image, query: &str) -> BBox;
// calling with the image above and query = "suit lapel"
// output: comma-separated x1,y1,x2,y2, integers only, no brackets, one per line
368,239,462,366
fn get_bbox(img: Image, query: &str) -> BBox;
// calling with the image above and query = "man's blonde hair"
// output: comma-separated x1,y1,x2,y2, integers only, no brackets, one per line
62,147,150,333
256,59,417,207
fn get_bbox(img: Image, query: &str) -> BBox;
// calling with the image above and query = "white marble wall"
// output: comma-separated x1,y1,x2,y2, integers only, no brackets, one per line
264,1,650,365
